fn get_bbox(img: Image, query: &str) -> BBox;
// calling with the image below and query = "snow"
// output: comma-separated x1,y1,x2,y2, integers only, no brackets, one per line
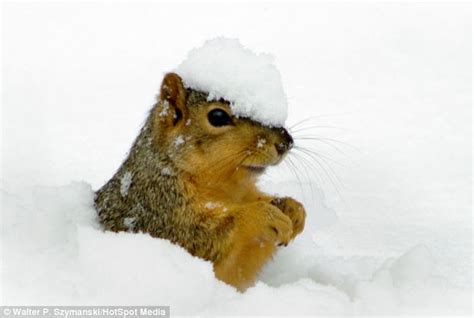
389,244,434,287
161,167,173,176
123,217,136,230
175,38,288,127
2,183,470,315
204,202,220,209
1,2,471,316
119,171,132,197
173,135,185,148
256,137,267,149
158,100,170,117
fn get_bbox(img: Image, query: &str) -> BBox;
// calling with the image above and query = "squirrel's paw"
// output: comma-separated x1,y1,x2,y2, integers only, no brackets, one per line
249,202,293,246
270,197,306,240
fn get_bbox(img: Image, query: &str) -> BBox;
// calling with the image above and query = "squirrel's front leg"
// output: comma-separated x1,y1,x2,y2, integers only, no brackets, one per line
269,197,306,241
213,202,293,291
256,194,307,241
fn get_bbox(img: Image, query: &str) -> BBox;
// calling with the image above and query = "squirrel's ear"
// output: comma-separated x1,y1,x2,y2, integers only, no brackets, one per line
158,73,187,125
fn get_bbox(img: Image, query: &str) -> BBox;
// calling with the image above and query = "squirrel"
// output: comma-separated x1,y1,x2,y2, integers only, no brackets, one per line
94,73,306,291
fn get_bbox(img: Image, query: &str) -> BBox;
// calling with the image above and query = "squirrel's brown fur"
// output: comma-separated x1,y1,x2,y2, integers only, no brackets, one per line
95,73,306,291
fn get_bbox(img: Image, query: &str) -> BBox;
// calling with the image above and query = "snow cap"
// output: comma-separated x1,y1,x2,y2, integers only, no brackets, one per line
175,38,288,127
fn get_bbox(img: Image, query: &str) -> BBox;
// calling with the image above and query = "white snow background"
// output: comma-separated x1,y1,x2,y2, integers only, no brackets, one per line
1,2,472,316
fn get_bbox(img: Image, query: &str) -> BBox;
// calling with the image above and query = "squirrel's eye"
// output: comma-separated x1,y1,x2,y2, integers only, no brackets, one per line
208,109,232,127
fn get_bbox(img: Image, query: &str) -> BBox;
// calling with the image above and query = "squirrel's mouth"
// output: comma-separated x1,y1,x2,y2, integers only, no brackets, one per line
243,165,267,174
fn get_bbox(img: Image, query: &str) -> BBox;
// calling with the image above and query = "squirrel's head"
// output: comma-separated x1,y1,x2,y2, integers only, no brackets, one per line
151,73,293,181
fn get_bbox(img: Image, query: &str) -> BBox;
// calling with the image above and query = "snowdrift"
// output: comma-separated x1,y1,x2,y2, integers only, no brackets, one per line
1,183,470,316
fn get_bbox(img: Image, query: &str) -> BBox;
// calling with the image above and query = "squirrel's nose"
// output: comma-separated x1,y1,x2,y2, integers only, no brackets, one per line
275,128,294,155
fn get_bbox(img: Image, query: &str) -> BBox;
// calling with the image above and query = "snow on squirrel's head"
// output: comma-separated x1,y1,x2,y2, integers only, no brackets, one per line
175,38,288,127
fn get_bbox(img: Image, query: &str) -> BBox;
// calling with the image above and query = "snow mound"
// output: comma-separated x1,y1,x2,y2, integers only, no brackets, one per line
2,183,470,315
1,183,231,311
175,38,288,127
